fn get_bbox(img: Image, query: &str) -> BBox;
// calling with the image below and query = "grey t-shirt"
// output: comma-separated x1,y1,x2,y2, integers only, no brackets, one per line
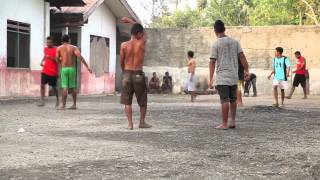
210,36,243,86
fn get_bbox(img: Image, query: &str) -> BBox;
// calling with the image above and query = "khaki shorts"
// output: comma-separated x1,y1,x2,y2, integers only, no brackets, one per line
121,70,148,106
273,80,288,90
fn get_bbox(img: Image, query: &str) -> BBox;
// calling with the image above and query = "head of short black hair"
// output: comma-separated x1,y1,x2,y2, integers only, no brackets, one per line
47,36,53,41
276,47,284,54
214,20,226,33
131,23,144,36
295,51,301,55
187,51,194,58
62,34,70,43
153,72,156,76
165,72,169,75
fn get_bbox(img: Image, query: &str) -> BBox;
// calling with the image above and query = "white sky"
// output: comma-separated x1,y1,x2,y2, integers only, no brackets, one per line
126,0,197,24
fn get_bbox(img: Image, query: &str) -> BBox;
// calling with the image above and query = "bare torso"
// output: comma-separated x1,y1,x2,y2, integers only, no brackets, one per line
57,43,77,67
122,39,145,71
188,59,196,74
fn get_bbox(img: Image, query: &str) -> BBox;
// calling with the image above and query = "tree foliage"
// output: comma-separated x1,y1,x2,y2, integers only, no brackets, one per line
149,0,320,27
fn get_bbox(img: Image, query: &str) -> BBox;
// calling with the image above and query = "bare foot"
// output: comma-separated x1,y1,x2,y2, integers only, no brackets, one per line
139,123,152,129
273,103,279,107
55,101,59,108
302,96,308,99
229,121,236,129
215,124,228,130
286,96,292,99
37,101,45,107
127,126,133,130
68,105,77,110
57,106,66,110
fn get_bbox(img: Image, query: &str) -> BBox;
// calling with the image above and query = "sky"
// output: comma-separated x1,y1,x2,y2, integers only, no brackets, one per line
126,0,197,24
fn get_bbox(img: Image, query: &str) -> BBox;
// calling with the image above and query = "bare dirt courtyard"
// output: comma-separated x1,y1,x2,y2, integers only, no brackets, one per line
0,94,320,180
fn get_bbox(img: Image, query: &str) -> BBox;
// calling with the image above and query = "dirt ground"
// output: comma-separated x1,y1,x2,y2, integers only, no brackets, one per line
0,94,320,180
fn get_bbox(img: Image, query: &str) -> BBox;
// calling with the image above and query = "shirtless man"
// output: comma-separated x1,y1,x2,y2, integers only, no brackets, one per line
119,17,151,130
56,35,92,110
184,51,197,102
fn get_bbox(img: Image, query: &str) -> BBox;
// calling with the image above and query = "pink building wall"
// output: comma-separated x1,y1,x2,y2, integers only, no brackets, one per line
0,66,115,97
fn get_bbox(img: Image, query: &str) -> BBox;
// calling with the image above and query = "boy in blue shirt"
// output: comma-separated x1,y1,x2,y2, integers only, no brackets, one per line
268,47,292,107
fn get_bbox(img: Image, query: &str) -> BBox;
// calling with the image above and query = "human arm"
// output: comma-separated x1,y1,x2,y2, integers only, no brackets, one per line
209,59,216,89
55,48,60,63
285,58,292,77
237,41,249,80
40,56,45,66
239,52,249,80
74,48,92,73
293,58,305,73
120,43,126,71
268,70,274,80
209,42,218,89
119,17,147,42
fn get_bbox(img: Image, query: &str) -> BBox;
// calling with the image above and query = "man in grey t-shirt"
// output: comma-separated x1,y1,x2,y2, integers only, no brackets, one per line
209,20,249,130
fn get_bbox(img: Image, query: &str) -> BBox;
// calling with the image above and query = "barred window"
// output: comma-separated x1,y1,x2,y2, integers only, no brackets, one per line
7,20,30,68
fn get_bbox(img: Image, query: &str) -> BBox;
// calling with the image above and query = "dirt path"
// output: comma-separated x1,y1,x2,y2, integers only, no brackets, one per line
0,95,319,179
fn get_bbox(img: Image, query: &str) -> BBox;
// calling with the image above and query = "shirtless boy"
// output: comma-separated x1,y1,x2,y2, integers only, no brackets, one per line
56,35,92,110
185,51,197,102
119,17,151,130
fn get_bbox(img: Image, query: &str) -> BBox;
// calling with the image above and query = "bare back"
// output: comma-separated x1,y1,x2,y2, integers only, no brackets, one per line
121,39,145,71
57,43,78,67
188,58,196,74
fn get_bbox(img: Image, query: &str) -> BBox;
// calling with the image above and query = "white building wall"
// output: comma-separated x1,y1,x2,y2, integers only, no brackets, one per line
81,3,117,74
0,0,47,70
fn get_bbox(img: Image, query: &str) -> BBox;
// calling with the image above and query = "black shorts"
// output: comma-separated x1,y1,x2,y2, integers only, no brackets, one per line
41,73,58,87
293,74,306,88
216,85,238,104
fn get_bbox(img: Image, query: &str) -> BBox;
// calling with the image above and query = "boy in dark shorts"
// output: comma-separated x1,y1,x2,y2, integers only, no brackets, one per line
38,36,59,107
287,51,307,99
209,20,249,130
120,17,151,130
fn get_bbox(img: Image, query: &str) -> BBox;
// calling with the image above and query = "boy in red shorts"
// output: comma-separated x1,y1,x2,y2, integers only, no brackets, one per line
38,36,59,107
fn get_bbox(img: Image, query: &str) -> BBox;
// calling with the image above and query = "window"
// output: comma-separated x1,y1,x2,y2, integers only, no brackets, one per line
7,20,30,68
90,35,110,77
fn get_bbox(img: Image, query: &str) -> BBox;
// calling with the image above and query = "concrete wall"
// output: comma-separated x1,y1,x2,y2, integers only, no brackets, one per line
144,26,320,95
80,3,116,95
0,0,48,97
0,1,117,97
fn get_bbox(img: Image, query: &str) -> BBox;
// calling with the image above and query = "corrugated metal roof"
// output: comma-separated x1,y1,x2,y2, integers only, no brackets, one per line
52,0,100,14
46,0,86,7
51,0,140,22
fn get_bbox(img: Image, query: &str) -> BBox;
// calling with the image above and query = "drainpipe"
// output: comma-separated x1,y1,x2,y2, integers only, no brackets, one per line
44,1,50,41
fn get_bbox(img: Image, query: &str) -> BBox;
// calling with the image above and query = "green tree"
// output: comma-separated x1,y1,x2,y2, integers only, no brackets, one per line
149,0,320,27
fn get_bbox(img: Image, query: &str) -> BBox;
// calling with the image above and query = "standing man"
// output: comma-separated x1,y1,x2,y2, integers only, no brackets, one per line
287,51,307,99
119,17,151,130
56,35,92,110
185,51,197,102
209,20,249,130
268,47,291,107
38,36,59,107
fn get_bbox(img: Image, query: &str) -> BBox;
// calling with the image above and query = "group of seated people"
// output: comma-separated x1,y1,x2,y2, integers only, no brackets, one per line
148,72,173,94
